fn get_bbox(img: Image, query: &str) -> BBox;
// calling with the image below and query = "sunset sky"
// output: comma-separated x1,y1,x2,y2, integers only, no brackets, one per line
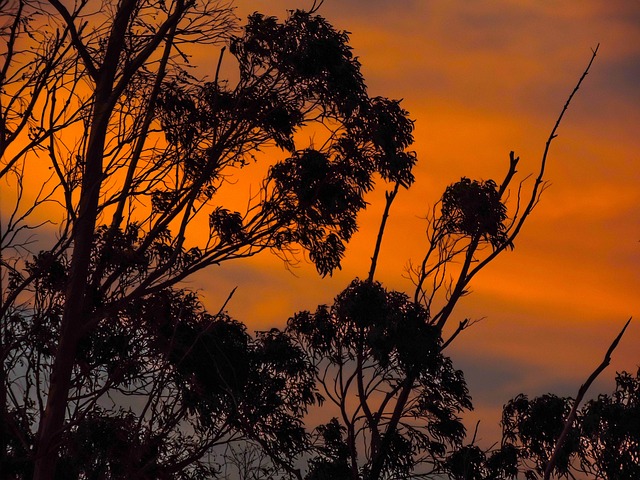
3,0,637,452
193,0,640,444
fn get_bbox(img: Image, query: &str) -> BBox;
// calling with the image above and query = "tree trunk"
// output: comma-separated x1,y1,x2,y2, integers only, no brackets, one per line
33,95,114,480
32,3,138,478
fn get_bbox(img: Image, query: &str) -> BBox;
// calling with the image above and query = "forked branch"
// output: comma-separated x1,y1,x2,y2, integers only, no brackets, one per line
471,44,600,282
423,45,600,333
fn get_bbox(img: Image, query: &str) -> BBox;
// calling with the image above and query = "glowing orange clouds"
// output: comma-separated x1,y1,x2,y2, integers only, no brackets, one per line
210,1,640,446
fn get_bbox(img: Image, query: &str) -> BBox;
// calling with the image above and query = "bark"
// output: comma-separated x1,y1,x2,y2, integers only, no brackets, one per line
32,2,138,478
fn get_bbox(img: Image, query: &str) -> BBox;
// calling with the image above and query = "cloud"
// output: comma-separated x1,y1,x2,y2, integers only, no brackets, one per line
173,3,640,451
10,0,635,452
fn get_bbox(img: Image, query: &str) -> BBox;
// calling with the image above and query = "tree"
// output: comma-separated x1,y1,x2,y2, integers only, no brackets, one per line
1,2,416,478
579,369,640,479
2,2,634,479
281,44,635,480
288,279,472,479
492,319,637,480
498,368,640,480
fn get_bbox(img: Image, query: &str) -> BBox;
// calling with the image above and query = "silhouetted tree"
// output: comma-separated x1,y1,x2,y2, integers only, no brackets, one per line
288,279,472,479
578,369,640,479
1,2,633,479
502,393,579,479
496,368,640,480
279,44,634,480
0,2,415,478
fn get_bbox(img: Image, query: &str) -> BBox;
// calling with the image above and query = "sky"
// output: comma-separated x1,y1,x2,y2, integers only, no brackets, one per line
1,0,637,452
192,0,640,445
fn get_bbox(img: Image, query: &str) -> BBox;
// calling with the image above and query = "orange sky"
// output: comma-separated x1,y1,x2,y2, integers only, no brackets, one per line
191,0,640,444
2,0,637,449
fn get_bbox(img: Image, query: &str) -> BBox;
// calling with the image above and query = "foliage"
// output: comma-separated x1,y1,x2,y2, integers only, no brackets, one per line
501,394,579,479
441,178,509,249
579,369,640,479
0,1,633,479
0,2,415,477
154,10,416,276
496,369,640,479
288,279,472,479
305,419,352,480
2,279,320,478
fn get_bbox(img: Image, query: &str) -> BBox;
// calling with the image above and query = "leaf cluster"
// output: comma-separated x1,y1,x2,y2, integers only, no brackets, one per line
155,10,416,276
497,369,640,479
441,178,509,249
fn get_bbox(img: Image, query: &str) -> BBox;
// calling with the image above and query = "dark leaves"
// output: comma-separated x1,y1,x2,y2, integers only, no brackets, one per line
446,445,488,480
497,372,640,479
148,291,251,412
288,278,457,376
486,444,520,479
358,97,417,187
209,207,245,244
579,369,640,479
233,10,367,116
269,149,367,276
26,251,67,292
288,278,472,477
137,289,319,456
441,177,510,249
57,410,157,480
154,9,417,277
306,419,351,480
501,394,578,478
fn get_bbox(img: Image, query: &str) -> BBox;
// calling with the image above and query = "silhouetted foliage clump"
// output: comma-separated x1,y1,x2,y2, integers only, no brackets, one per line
578,369,640,479
288,279,472,478
495,369,640,479
501,394,579,479
441,178,509,249
155,10,416,277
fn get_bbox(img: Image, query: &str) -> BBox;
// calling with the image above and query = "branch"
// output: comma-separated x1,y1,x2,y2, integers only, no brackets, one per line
496,45,598,256
369,376,414,480
497,151,519,198
441,318,469,350
543,317,632,480
47,0,99,80
109,20,178,232
0,0,24,87
112,0,188,102
448,45,600,298
368,182,399,282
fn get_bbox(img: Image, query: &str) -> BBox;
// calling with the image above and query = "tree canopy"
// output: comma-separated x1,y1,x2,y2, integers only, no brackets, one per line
0,1,636,480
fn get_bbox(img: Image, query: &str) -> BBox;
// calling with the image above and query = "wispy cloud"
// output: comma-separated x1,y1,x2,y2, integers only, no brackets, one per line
196,0,640,445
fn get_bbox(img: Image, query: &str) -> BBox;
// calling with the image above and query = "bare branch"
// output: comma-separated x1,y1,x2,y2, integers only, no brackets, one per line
543,317,632,480
368,182,400,282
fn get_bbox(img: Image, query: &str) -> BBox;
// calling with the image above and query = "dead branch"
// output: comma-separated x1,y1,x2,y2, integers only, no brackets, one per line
543,317,632,480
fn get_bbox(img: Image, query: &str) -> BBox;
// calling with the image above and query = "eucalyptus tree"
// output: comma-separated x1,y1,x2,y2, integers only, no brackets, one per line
283,45,633,480
0,2,415,478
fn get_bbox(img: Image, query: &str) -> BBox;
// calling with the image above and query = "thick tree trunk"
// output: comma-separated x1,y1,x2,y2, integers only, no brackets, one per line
32,3,138,478
33,94,114,480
